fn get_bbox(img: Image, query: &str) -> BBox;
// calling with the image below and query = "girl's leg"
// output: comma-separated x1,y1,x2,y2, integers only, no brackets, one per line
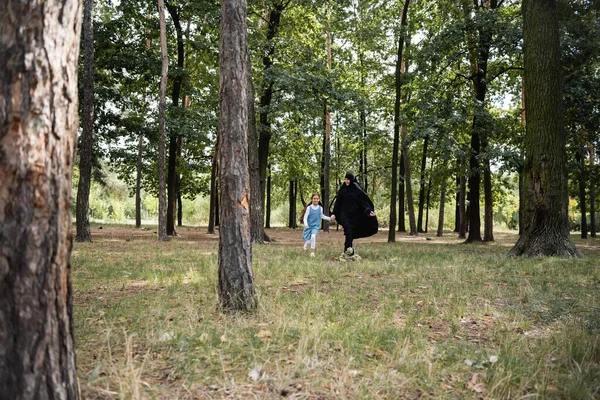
310,233,317,250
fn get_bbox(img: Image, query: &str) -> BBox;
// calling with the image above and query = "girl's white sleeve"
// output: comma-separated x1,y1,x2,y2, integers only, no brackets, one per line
320,206,331,221
303,207,310,226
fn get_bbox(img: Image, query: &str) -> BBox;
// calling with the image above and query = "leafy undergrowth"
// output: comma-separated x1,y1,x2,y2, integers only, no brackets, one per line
72,225,600,399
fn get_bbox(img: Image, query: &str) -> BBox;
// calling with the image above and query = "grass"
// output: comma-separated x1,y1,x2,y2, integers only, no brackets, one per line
71,225,600,399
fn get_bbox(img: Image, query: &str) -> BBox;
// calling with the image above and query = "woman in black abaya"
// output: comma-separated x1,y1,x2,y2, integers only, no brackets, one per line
331,173,378,260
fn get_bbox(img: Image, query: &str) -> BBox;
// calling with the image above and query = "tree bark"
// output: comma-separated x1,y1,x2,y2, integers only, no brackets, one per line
266,164,272,228
208,131,219,234
76,0,95,243
437,180,447,236
288,180,298,228
166,1,185,236
590,142,596,237
483,135,494,241
246,50,269,243
218,0,257,311
322,11,332,232
398,149,406,232
577,140,587,238
458,176,467,239
417,135,428,233
389,0,410,242
454,174,460,232
403,125,418,236
509,0,581,257
258,1,284,217
0,1,81,397
158,0,169,241
137,20,152,229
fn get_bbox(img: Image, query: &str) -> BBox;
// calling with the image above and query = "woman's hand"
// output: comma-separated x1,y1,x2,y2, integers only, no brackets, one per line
369,211,376,217
330,215,336,222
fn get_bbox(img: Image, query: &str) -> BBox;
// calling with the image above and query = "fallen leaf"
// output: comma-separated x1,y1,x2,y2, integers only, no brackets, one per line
464,359,474,367
255,329,272,340
248,367,262,381
467,373,486,393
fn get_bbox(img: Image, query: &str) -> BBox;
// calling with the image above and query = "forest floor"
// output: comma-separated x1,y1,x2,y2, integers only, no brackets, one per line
72,224,600,399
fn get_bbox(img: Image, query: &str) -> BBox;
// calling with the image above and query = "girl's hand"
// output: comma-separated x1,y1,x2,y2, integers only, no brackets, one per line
330,215,336,222
304,224,309,229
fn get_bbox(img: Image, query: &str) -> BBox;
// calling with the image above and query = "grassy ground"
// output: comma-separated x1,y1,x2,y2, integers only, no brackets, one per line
71,225,600,399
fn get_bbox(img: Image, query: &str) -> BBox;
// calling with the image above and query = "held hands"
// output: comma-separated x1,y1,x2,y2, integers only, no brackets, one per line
330,215,336,222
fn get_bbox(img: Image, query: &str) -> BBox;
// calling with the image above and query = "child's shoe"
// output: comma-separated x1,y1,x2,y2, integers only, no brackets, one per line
338,252,348,262
349,253,362,261
310,252,315,257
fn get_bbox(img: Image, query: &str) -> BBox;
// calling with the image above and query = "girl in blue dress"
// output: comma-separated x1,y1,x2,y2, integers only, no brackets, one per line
301,193,335,257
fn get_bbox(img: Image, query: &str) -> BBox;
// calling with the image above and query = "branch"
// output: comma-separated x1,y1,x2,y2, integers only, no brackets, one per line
488,66,524,83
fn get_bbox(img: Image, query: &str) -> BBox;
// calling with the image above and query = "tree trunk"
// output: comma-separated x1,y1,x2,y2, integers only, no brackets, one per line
590,142,596,237
417,135,428,233
518,166,524,234
389,0,410,242
403,125,418,236
577,141,587,238
76,0,95,243
208,133,219,234
509,0,580,257
483,136,494,242
266,164,272,228
458,176,467,239
454,174,460,232
321,11,332,232
0,1,81,397
158,0,169,241
437,180,447,236
246,50,269,243
398,149,406,232
258,1,284,217
288,180,297,228
425,164,432,233
218,0,257,311
136,131,143,228
166,1,185,236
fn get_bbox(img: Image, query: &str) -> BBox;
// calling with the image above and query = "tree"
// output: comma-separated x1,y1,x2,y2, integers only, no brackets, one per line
218,0,257,311
0,1,81,397
389,0,410,243
76,0,95,242
158,0,169,241
508,0,581,258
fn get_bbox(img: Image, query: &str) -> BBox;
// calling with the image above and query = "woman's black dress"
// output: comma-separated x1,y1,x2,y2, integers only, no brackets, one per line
332,182,378,240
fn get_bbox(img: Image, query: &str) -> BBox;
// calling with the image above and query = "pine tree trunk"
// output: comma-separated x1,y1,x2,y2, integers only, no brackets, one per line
509,0,581,257
483,149,494,241
322,13,332,232
403,125,418,235
76,0,94,243
158,0,169,241
0,1,81,397
288,180,297,228
437,180,447,236
417,135,428,233
136,131,143,228
390,0,410,242
518,166,524,234
218,0,257,311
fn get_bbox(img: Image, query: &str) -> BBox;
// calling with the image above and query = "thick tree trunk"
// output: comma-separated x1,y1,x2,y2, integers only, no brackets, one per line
218,0,257,311
166,1,185,236
590,142,596,237
398,148,406,232
458,176,467,239
509,0,581,257
389,0,410,242
425,166,431,233
518,166,524,234
258,2,284,217
157,0,169,241
437,180,447,236
0,1,81,397
76,0,95,243
417,135,428,233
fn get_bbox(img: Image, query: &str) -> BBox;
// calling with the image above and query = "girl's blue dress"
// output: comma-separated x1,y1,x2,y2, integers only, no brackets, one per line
303,206,322,241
